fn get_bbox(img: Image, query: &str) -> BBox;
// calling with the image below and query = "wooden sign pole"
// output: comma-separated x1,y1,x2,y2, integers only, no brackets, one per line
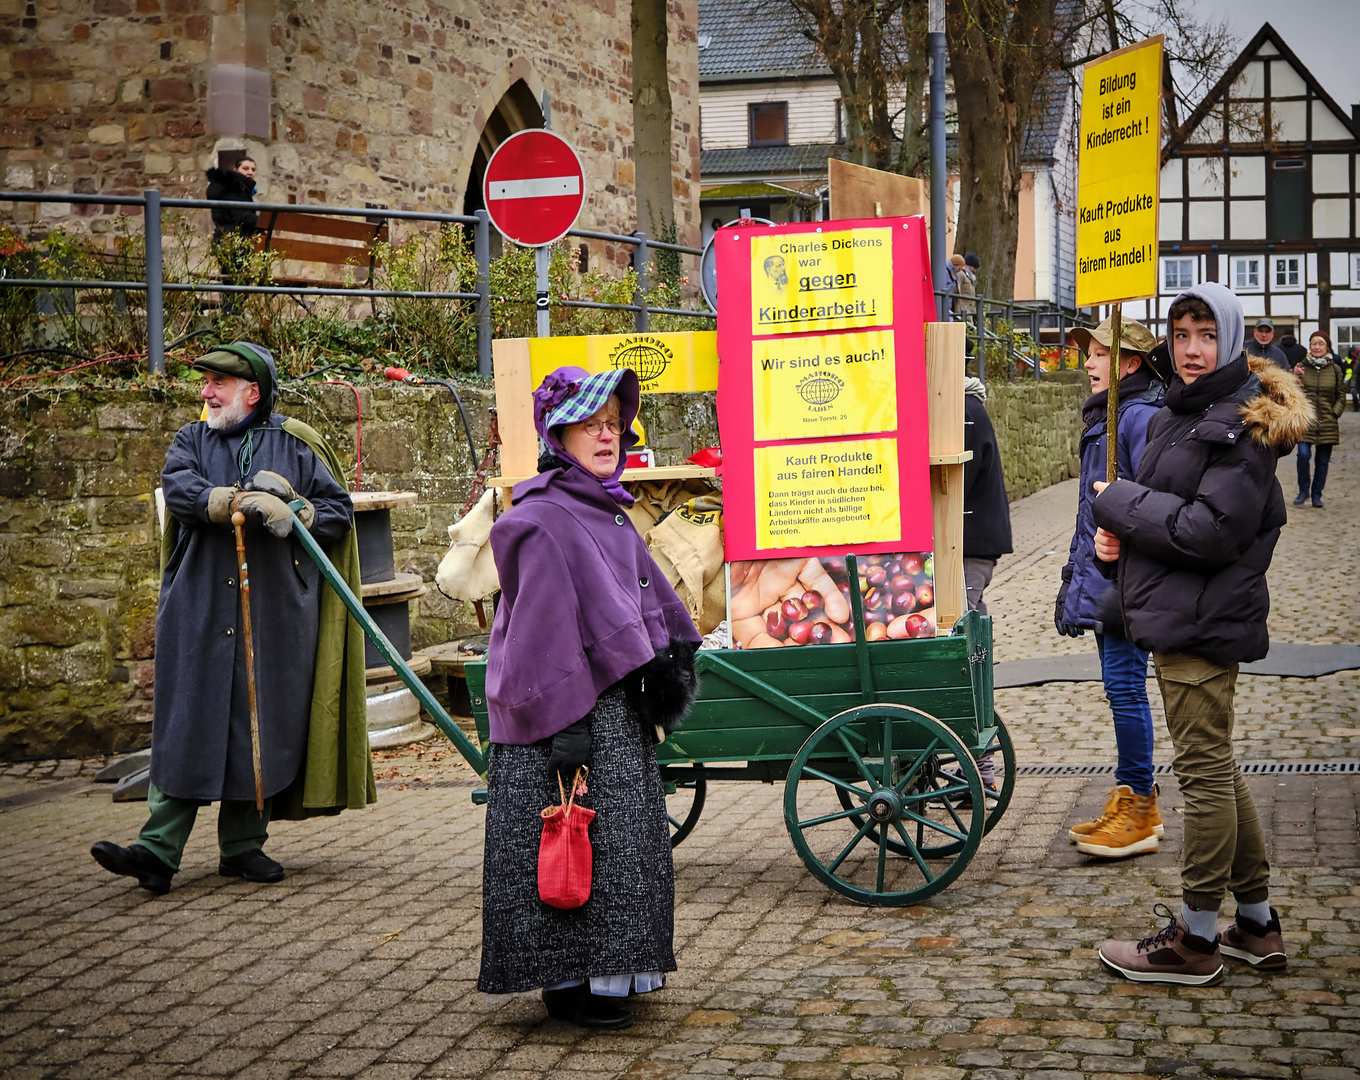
1106,303,1123,484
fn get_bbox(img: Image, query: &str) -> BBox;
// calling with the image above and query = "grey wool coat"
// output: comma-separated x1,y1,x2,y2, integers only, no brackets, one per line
151,411,354,802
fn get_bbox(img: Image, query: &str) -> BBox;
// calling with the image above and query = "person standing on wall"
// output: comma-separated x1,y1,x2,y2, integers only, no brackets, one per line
1291,330,1347,508
206,157,259,316
1056,317,1166,858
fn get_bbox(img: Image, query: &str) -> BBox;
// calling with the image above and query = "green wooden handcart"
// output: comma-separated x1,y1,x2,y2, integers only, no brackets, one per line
460,551,1013,908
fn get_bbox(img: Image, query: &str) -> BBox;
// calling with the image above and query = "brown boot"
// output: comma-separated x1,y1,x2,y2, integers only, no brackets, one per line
1075,788,1159,858
1068,785,1126,842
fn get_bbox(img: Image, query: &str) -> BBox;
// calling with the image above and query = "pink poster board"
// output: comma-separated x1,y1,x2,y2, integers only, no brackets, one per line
716,217,936,563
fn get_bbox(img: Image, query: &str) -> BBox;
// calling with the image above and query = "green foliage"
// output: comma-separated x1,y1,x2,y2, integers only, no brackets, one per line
0,218,713,383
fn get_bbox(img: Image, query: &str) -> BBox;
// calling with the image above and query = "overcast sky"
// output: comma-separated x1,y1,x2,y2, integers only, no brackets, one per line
1188,0,1360,113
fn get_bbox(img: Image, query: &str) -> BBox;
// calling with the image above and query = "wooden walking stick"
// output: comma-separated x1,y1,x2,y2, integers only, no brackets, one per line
231,509,266,813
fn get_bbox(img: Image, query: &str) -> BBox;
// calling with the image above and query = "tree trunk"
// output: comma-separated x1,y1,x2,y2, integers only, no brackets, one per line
946,0,1058,300
632,0,675,234
893,0,928,176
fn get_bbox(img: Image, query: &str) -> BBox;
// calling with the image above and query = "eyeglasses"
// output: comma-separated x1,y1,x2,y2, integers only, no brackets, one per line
579,417,626,437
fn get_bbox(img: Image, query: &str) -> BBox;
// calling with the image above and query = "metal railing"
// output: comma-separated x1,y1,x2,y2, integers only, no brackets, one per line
936,288,1097,381
0,190,714,376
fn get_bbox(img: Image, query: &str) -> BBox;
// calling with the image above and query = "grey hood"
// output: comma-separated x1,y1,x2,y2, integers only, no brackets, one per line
1165,282,1244,375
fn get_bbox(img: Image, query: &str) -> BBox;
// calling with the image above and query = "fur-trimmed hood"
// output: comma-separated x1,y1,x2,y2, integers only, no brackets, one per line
1242,356,1314,450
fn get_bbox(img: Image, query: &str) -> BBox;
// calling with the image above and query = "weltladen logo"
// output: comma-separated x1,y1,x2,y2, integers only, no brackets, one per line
796,370,845,408
609,336,674,389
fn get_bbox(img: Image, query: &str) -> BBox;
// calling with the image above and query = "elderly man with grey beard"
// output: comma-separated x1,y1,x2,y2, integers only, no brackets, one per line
92,342,374,896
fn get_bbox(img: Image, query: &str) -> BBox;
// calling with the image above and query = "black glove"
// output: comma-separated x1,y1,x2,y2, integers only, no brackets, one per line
1054,565,1085,637
246,469,314,529
548,718,591,774
236,491,295,538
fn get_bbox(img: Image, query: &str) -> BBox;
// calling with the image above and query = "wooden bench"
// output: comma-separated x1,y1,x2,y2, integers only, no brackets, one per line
254,210,389,296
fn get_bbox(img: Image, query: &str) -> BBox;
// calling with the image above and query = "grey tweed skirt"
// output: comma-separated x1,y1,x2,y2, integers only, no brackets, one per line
477,684,676,995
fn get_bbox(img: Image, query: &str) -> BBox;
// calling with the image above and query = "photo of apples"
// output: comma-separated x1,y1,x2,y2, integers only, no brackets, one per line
728,552,936,649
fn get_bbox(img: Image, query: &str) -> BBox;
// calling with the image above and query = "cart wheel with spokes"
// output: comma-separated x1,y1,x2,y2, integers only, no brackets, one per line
784,704,984,906
661,763,706,847
833,710,1015,858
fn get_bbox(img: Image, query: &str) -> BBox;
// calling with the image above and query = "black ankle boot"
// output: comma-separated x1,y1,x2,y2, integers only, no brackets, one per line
541,985,634,1029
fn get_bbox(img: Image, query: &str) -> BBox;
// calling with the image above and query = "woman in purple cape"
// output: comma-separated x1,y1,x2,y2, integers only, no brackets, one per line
477,366,702,1029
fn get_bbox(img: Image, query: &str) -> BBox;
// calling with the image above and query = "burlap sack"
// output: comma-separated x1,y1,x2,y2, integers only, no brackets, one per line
435,487,501,601
647,494,725,633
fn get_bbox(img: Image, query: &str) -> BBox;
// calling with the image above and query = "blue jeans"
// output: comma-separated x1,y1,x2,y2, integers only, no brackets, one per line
1097,632,1155,796
1296,442,1333,501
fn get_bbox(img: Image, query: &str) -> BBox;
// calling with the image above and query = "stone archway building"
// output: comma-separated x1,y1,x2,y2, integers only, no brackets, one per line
1,0,701,249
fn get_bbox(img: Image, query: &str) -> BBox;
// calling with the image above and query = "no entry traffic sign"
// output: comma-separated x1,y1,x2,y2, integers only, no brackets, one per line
482,129,586,247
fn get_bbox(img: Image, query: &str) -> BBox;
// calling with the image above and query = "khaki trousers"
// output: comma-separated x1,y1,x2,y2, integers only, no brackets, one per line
1153,652,1270,912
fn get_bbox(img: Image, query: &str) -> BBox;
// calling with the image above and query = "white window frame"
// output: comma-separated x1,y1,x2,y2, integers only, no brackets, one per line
1162,256,1196,292
1272,255,1303,291
1333,320,1360,354
1352,252,1360,288
1231,255,1263,292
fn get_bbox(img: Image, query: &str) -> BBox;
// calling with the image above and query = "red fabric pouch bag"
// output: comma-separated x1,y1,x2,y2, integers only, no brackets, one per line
538,767,595,909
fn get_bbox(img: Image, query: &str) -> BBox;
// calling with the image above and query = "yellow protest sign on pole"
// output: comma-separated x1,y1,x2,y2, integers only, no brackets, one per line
1076,35,1163,307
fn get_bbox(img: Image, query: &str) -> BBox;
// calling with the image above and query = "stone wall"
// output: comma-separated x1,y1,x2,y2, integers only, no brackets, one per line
0,0,702,252
0,376,1079,761
984,379,1088,501
0,380,720,760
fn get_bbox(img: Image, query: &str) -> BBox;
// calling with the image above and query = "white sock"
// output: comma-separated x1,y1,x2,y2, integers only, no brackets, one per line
1181,903,1218,941
1236,900,1272,927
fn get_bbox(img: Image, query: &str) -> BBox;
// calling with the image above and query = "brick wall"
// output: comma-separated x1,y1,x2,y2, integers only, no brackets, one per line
0,381,720,760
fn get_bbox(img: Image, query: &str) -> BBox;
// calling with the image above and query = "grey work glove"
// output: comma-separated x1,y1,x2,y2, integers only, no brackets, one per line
206,486,239,524
236,491,295,538
547,718,592,775
246,469,314,529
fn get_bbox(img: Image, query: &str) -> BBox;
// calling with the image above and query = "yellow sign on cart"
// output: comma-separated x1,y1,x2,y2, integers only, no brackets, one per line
749,227,894,334
751,330,898,442
753,437,901,549
1075,35,1163,307
528,330,718,394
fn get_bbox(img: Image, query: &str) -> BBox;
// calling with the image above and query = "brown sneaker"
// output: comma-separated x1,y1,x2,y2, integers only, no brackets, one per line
1076,789,1160,858
1218,907,1287,970
1099,904,1224,986
1068,785,1125,841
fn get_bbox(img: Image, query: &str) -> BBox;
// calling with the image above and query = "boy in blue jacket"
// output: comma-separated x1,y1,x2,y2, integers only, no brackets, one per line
1056,317,1165,858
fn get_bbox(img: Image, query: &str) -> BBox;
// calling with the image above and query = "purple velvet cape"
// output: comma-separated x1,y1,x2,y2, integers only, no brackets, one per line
484,367,701,745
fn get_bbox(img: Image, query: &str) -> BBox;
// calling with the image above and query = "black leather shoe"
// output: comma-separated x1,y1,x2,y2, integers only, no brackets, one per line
218,848,284,882
91,841,175,895
578,992,634,1029
1293,493,1308,505
541,986,634,1029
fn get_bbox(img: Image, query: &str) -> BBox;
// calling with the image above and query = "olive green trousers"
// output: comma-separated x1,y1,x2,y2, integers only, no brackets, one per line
137,781,272,871
1153,652,1270,912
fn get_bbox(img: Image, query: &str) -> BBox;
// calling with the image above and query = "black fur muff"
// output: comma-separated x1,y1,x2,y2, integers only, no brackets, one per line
623,639,699,735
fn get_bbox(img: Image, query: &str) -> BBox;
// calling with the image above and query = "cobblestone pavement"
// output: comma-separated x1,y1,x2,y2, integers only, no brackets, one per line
2,416,1357,1079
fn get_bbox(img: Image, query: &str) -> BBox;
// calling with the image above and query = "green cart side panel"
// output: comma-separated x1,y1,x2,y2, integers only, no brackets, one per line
460,610,995,768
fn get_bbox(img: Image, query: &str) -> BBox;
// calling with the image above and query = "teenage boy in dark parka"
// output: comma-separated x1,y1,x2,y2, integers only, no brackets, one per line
1089,282,1312,986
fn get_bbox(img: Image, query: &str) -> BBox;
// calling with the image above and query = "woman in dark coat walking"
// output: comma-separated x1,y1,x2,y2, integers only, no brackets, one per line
478,366,701,1029
1290,330,1346,507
